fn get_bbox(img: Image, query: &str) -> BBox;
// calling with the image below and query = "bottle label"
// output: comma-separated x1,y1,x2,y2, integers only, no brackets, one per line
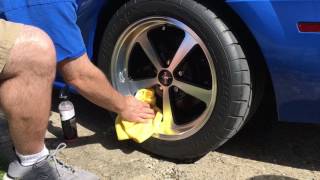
60,109,75,121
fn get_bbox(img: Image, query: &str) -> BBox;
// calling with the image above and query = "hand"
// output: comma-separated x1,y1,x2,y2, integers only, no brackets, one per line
118,96,155,123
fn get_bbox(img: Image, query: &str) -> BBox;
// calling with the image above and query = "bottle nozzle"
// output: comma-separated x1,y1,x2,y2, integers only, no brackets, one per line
59,85,70,100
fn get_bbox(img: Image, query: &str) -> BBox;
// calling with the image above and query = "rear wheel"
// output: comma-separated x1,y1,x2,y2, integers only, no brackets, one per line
98,0,252,160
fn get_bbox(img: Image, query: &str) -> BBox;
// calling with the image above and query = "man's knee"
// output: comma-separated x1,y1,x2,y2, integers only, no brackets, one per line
8,25,56,79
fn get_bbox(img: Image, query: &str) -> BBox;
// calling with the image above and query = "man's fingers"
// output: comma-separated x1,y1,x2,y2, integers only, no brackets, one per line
139,113,155,120
143,108,155,115
132,117,149,123
141,102,150,108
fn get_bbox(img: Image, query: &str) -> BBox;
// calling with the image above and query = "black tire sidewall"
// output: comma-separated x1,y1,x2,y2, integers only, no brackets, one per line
98,0,248,160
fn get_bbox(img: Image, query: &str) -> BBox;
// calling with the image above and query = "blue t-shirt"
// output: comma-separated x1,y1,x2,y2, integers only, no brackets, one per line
0,0,86,62
0,0,73,12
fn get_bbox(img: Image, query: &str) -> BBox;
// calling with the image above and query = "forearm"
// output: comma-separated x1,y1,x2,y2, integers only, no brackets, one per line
69,69,125,113
59,54,155,122
58,55,126,114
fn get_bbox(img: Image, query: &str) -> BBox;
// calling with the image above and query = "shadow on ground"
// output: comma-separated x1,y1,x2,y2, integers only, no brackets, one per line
1,89,319,173
49,89,320,171
0,155,8,176
248,175,299,180
218,119,320,171
47,89,139,153
217,94,320,172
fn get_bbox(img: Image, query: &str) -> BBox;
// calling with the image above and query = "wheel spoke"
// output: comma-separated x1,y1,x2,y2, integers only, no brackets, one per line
128,78,158,94
168,32,197,71
137,33,162,71
162,87,174,130
173,80,212,106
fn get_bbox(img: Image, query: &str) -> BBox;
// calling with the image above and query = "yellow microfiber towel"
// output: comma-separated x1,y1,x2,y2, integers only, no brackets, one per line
115,89,164,143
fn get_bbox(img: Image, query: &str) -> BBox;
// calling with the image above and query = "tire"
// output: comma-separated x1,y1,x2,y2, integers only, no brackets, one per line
98,0,252,160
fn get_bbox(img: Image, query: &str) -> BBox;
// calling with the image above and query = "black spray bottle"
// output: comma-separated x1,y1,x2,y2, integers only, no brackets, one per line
58,86,78,141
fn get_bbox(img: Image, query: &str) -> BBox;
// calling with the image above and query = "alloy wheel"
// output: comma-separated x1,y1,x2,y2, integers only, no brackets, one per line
111,17,217,141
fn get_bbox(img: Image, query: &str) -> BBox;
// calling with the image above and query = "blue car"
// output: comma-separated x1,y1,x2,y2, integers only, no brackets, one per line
64,0,320,160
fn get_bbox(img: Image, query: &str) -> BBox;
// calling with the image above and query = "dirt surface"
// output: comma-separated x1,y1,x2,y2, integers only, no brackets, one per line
0,92,320,180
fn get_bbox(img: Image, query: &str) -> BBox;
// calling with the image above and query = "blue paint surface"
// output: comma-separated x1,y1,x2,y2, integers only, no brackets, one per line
76,0,107,58
56,0,320,123
227,0,320,123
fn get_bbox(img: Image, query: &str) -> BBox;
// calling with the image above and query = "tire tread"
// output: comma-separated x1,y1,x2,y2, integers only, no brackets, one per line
98,0,252,161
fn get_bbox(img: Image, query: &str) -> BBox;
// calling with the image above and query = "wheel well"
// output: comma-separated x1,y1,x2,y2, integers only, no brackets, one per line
92,0,128,62
93,0,277,120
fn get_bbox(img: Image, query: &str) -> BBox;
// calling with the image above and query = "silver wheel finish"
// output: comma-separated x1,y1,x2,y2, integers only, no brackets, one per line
110,17,217,141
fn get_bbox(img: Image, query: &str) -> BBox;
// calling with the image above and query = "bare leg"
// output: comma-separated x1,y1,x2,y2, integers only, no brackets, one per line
0,25,56,155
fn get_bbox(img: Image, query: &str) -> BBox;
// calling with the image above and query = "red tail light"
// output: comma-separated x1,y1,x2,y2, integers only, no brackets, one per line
298,22,320,32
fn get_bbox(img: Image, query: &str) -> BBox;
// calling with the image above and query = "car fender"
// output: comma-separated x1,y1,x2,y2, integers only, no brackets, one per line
227,0,320,123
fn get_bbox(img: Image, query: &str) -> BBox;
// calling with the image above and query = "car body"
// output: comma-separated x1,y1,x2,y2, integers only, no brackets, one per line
53,0,320,159
227,0,320,124
56,0,320,124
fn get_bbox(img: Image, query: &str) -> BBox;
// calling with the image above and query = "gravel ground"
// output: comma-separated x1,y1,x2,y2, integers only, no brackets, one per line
0,92,319,180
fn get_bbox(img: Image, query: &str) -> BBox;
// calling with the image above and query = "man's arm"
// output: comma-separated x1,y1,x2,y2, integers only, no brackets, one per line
58,54,155,123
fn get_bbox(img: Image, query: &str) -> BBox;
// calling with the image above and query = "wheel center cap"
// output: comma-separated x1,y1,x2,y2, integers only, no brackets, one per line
158,70,173,86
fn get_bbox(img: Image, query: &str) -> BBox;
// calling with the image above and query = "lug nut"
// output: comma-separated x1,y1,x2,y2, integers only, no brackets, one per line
166,60,171,66
174,87,179,92
178,71,184,77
